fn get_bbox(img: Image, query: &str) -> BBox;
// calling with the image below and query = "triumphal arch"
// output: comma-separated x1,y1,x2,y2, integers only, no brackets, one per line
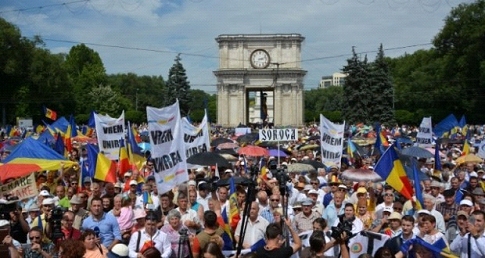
214,34,306,127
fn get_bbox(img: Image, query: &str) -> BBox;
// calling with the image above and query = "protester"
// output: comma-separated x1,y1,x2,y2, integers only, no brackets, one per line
58,239,86,258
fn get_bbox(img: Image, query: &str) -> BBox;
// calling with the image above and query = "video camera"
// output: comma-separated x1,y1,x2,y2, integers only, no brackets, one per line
49,206,66,241
0,195,20,221
331,217,353,241
198,177,219,192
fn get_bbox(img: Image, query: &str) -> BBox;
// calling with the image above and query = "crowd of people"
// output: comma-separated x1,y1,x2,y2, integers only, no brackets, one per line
0,123,484,258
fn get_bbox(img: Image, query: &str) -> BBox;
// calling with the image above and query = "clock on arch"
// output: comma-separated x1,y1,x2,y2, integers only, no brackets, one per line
250,49,270,69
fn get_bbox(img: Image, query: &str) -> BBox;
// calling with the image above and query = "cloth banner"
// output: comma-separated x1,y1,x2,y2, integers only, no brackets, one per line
182,112,210,168
94,111,125,160
348,231,390,258
320,114,345,168
415,117,433,147
478,140,485,159
0,174,38,200
235,127,251,135
147,100,188,195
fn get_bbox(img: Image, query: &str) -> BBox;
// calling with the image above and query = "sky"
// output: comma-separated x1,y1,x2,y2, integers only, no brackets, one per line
0,0,471,94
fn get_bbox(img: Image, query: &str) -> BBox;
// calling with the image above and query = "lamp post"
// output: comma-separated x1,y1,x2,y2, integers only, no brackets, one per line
136,88,139,111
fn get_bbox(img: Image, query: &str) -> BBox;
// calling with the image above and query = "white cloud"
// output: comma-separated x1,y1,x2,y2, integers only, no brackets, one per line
1,0,463,91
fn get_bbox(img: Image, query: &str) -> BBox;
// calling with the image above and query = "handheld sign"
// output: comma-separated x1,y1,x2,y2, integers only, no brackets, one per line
259,129,298,142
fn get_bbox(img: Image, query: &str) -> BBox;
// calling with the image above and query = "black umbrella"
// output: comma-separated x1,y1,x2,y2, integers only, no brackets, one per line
236,133,259,144
187,152,231,167
214,148,238,156
211,137,233,147
306,135,320,141
395,136,413,145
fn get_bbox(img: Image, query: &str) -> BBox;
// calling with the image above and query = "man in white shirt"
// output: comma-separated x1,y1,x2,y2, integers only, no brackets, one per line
171,193,201,234
423,194,446,233
450,210,485,257
129,212,172,258
196,181,211,211
235,201,269,249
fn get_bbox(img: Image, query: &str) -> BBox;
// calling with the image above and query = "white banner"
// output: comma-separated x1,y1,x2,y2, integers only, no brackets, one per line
259,129,298,142
147,100,188,195
94,111,125,160
182,112,210,159
415,117,433,147
235,127,251,135
320,115,345,168
478,141,485,159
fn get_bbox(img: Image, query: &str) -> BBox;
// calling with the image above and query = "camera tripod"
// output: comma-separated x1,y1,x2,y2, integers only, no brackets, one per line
178,228,193,258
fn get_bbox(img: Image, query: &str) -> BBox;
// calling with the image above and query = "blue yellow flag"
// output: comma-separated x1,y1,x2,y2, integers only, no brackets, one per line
374,145,414,200
413,237,457,258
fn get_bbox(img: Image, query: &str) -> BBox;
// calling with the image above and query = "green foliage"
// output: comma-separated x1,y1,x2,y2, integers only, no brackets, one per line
368,44,395,125
125,110,146,124
342,48,371,124
85,85,129,116
164,54,191,116
64,44,107,114
75,113,90,124
394,110,416,125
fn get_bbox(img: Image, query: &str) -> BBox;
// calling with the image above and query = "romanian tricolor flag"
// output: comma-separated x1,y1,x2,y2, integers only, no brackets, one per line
118,139,130,178
228,177,240,230
43,106,57,121
64,115,77,153
87,144,117,183
127,122,145,171
374,124,388,155
374,145,414,200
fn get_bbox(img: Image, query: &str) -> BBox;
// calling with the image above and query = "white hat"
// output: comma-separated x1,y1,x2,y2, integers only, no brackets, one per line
303,184,313,191
124,172,132,177
0,220,9,228
224,169,233,174
383,207,393,214
28,204,40,212
110,243,129,257
188,180,196,186
129,180,138,186
281,162,288,166
308,189,319,195
39,190,51,197
42,198,55,206
388,212,403,220
460,199,473,207
302,156,310,160
470,172,478,178
115,182,123,188
417,209,431,215
291,158,297,161
338,184,347,189
196,167,205,173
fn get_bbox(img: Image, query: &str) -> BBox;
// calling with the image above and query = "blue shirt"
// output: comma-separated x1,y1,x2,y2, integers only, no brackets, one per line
322,203,344,227
81,212,122,247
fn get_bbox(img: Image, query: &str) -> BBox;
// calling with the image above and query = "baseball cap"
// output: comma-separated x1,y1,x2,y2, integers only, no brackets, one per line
470,172,478,178
188,180,196,186
304,184,313,191
124,172,132,177
460,199,473,207
357,187,367,194
457,210,469,219
383,207,393,214
115,182,123,188
129,180,138,186
224,169,233,174
301,198,313,206
39,190,51,197
430,181,441,188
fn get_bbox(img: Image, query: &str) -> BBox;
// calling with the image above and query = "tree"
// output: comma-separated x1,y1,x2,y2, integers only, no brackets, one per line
164,54,191,115
85,85,129,116
342,47,371,124
368,44,395,125
432,0,485,122
64,44,107,114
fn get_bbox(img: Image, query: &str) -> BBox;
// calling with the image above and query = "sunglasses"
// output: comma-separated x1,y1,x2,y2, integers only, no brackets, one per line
270,199,280,202
384,193,394,197
311,182,319,185
293,208,302,211
29,236,41,240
